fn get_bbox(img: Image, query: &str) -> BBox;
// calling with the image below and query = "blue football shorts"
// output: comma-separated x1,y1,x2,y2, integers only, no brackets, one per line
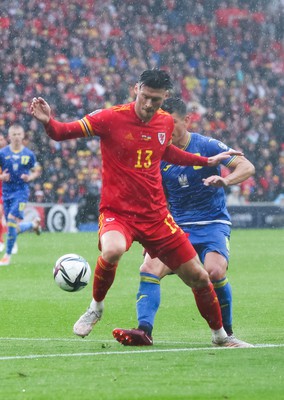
182,222,231,264
3,195,27,220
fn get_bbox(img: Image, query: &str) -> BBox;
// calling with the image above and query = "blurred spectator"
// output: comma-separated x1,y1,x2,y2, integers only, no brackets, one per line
226,185,246,206
63,185,80,204
43,182,56,203
56,187,66,204
34,190,44,203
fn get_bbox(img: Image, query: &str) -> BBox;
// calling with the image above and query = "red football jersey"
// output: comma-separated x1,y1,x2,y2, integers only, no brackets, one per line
81,102,174,220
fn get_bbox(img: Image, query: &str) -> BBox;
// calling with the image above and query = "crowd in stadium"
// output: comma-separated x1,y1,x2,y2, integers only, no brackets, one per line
1,0,284,205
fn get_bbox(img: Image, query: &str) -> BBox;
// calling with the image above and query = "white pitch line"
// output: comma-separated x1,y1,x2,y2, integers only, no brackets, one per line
0,337,114,343
0,337,207,345
0,344,283,361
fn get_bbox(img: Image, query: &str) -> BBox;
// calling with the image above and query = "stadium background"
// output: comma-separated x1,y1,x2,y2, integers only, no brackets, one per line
1,0,284,230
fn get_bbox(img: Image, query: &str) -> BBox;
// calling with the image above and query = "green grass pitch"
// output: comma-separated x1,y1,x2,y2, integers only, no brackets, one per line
0,229,283,400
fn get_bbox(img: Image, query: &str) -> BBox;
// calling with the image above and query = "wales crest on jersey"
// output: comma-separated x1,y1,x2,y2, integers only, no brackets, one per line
158,132,166,145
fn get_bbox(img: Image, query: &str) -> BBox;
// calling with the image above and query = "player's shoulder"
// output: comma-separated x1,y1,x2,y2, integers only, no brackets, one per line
88,103,132,118
0,145,9,155
189,132,210,148
157,109,173,120
191,132,208,141
111,103,132,113
157,109,170,116
191,132,227,148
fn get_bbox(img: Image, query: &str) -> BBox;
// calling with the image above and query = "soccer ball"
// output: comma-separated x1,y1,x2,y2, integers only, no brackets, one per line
53,253,91,292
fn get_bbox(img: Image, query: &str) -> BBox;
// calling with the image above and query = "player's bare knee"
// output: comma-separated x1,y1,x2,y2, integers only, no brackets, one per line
206,264,227,281
190,269,210,288
208,268,225,281
176,262,210,288
101,244,125,264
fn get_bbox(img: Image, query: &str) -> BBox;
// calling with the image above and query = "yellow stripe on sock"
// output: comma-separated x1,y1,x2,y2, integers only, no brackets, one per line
213,277,228,289
7,221,17,228
140,276,160,285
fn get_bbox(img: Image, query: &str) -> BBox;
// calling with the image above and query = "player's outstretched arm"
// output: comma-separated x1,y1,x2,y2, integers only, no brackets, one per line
163,145,243,168
207,150,244,167
30,97,84,142
163,144,208,166
203,156,255,187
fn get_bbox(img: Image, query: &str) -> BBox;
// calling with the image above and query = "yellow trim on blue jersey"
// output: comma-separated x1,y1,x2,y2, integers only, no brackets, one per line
8,145,25,154
226,155,237,167
181,132,192,150
213,277,229,289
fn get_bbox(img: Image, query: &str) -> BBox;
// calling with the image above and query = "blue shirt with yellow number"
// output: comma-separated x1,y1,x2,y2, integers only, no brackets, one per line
0,145,36,200
161,133,236,226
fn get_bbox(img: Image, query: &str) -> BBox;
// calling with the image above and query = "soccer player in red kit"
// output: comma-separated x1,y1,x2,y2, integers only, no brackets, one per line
31,69,243,347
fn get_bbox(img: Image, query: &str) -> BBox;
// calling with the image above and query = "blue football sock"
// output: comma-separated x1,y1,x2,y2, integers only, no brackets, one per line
6,218,18,255
212,277,233,335
136,272,161,336
18,221,33,233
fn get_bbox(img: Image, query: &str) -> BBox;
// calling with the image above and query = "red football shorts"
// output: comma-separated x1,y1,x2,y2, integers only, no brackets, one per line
98,211,196,270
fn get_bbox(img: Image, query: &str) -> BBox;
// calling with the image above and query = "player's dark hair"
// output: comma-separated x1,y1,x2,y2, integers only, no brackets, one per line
161,97,187,117
138,69,173,90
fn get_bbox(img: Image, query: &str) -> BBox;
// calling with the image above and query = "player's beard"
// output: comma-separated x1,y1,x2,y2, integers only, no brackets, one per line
142,107,155,122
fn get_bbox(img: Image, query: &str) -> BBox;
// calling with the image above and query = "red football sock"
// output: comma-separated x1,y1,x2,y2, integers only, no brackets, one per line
192,282,223,330
93,256,118,302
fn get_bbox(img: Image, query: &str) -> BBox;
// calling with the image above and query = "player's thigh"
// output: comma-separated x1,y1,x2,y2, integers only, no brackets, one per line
175,254,209,288
185,224,231,265
98,211,134,260
141,214,197,270
8,198,27,220
100,230,127,261
3,198,11,220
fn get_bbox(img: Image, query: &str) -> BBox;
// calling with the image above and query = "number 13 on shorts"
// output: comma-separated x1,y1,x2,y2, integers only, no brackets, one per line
164,213,179,234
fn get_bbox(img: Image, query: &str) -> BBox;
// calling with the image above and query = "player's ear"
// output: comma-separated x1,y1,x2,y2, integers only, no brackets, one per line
185,113,190,126
134,83,139,96
164,90,170,99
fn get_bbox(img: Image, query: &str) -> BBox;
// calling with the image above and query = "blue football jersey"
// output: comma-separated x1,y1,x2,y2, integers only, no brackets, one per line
161,133,235,225
0,145,36,199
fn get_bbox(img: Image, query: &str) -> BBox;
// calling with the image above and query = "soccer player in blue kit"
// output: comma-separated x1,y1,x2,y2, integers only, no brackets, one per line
113,98,255,347
0,124,41,266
